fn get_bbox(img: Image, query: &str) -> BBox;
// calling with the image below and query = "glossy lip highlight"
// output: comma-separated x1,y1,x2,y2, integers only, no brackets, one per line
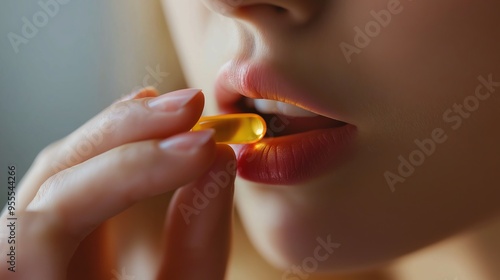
233,125,357,184
215,60,358,185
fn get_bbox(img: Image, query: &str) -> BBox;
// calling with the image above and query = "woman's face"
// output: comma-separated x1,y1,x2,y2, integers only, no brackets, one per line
163,0,500,272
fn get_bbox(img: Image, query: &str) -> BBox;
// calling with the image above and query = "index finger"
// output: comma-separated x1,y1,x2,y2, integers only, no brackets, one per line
17,88,205,210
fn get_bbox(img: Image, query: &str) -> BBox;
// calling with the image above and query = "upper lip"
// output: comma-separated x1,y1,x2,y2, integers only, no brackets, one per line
214,60,348,123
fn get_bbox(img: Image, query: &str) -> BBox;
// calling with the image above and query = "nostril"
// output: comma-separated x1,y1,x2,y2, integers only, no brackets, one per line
273,5,287,13
208,0,321,25
234,3,317,26
223,0,243,11
236,4,291,22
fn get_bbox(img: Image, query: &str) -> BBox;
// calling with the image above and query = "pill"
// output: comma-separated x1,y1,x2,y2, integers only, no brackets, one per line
192,113,267,144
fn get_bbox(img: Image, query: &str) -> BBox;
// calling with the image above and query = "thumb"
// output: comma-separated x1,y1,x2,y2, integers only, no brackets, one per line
158,145,236,280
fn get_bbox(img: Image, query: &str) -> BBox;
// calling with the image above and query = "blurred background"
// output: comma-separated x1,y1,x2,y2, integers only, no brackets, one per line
0,0,186,207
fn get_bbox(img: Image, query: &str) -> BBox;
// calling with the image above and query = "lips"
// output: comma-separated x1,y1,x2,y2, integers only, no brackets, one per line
215,60,357,185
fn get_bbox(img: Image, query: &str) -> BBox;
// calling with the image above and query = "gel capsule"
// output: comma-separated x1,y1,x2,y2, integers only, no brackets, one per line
192,113,267,144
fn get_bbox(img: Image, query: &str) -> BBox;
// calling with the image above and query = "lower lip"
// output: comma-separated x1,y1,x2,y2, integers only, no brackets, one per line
234,124,357,185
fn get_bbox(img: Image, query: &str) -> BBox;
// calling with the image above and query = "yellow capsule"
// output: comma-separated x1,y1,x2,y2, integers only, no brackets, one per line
192,113,267,144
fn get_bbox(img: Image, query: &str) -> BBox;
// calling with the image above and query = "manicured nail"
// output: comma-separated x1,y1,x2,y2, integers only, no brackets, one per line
118,87,159,103
160,130,215,153
148,88,201,112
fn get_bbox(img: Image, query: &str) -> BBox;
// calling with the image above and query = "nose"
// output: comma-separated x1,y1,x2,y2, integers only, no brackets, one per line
205,0,324,26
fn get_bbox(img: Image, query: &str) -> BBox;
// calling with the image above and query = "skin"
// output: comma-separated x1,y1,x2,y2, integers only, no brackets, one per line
1,88,236,280
164,0,500,274
1,0,499,279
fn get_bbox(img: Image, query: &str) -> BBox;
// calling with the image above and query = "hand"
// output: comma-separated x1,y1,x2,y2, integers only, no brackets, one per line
0,88,236,280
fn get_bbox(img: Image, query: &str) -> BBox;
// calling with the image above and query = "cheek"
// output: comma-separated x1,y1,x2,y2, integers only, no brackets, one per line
357,0,500,103
300,0,500,129
235,1,500,271
337,0,500,138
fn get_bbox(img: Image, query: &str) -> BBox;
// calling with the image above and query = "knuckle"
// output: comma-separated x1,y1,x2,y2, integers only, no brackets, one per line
30,171,67,207
108,100,134,121
39,141,59,158
35,139,64,164
111,142,160,199
25,172,91,241
95,101,136,136
113,142,157,171
34,139,75,174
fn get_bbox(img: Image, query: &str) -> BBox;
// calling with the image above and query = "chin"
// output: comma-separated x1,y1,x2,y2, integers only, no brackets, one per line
234,179,399,274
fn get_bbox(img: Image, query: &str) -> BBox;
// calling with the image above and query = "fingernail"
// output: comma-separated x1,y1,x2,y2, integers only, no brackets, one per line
118,87,159,103
148,88,201,112
160,130,215,153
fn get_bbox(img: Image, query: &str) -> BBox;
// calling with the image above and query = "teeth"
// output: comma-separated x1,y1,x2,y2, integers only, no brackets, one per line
253,99,318,117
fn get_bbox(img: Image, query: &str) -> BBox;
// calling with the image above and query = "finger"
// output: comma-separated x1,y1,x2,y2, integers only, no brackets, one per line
17,88,204,210
56,88,204,169
12,87,159,212
115,86,159,103
25,130,216,243
10,132,215,279
158,145,236,280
